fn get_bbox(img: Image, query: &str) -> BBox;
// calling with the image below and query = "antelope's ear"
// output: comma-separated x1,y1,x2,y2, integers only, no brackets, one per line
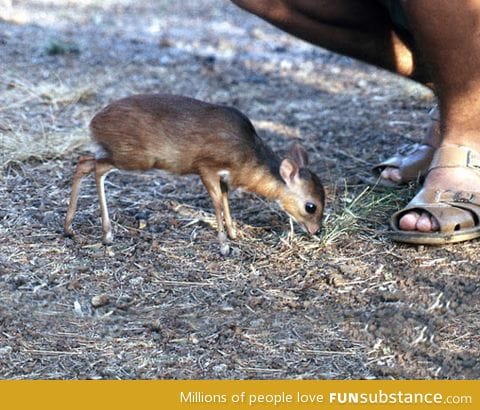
289,143,309,167
279,158,299,184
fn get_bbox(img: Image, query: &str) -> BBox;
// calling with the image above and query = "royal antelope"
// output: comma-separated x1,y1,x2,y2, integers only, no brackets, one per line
64,94,325,255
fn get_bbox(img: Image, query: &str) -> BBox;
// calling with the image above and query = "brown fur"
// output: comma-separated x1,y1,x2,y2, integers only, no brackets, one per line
90,95,270,176
65,94,325,254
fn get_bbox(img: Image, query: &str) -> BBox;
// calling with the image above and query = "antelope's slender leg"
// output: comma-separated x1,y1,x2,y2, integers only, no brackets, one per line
220,179,236,239
200,171,230,255
64,156,96,236
95,159,115,244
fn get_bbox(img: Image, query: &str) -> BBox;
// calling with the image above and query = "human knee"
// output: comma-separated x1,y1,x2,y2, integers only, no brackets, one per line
231,0,290,21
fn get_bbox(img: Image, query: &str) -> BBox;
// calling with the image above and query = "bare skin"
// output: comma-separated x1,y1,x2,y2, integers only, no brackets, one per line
232,0,428,81
232,0,480,234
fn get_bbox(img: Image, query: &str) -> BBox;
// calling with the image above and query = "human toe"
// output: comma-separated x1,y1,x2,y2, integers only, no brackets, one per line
398,211,420,231
380,167,402,183
416,212,434,232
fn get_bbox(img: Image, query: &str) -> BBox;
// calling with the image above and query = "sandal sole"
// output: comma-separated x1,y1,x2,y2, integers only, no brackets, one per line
389,228,480,245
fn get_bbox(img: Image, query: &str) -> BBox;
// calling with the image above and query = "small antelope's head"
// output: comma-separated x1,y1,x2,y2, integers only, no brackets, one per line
277,144,325,235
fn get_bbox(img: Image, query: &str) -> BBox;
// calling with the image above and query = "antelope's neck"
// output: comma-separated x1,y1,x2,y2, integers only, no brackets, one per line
236,162,286,201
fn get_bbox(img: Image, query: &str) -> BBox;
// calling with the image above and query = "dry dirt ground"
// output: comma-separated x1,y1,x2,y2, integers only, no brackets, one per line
0,0,479,379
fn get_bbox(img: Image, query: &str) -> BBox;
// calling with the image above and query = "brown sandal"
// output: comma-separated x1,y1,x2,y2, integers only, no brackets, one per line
372,106,439,187
390,145,480,244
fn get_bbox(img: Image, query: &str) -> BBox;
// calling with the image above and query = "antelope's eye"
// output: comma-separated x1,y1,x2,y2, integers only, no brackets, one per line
305,202,316,214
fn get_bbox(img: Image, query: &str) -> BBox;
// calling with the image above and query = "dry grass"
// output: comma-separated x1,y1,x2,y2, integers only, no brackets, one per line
321,184,402,246
0,75,96,169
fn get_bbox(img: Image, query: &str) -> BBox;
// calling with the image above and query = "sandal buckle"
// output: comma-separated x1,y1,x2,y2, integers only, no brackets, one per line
453,191,474,202
467,150,480,169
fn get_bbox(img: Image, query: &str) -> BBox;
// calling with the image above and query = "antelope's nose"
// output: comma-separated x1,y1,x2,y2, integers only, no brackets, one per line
308,224,321,235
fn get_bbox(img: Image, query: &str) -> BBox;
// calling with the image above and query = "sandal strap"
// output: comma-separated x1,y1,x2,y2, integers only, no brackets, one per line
390,187,480,234
429,145,480,171
372,143,434,181
437,190,480,204
406,187,480,207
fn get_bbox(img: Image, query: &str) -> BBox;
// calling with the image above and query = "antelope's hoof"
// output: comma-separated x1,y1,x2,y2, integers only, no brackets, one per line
220,243,231,256
63,228,74,238
218,232,230,256
102,231,114,245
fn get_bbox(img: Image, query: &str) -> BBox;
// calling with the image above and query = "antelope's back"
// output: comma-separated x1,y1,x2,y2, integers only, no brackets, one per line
90,94,260,173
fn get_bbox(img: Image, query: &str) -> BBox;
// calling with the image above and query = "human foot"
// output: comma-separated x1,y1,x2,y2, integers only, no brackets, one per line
397,167,475,232
373,106,440,186
376,142,436,184
390,144,480,244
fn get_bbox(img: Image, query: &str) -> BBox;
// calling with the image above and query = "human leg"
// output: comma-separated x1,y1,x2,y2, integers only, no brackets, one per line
393,0,480,239
231,0,429,82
